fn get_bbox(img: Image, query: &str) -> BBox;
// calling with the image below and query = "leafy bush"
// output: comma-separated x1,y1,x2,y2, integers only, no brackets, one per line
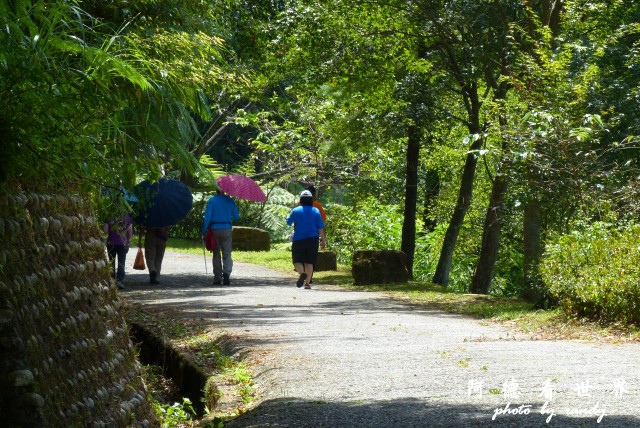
235,186,297,241
326,199,481,292
540,223,640,325
412,226,445,284
412,223,483,294
153,397,196,428
325,198,403,265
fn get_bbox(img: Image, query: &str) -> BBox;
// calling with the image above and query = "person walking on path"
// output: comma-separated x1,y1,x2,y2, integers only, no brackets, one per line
306,185,327,222
287,190,326,289
145,226,169,284
104,212,133,289
305,185,326,284
201,190,240,285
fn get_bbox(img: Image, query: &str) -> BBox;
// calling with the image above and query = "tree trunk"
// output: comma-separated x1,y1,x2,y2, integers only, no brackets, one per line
470,155,510,294
432,135,483,286
422,169,440,233
534,0,564,34
401,124,420,279
523,197,543,302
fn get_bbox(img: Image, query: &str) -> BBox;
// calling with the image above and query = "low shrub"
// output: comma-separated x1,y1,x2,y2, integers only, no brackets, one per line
540,222,640,325
325,198,403,265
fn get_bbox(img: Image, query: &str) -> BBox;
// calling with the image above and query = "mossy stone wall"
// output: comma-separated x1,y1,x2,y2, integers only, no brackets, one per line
352,250,409,285
232,226,270,251
0,193,155,427
315,251,337,272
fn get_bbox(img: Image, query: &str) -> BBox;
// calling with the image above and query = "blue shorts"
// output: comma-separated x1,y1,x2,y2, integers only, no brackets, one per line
291,237,320,265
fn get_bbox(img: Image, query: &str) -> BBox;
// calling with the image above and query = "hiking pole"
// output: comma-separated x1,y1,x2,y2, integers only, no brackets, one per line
201,236,208,275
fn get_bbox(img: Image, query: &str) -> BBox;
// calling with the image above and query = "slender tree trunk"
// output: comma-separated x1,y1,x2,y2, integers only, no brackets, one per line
432,135,482,286
401,124,420,279
470,153,510,294
523,197,543,302
423,169,440,233
432,76,483,286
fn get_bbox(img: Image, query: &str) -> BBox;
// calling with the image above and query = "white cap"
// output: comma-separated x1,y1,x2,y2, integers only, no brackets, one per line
300,190,313,198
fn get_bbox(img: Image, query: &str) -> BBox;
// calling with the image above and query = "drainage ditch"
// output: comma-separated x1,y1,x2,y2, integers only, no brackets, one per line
129,322,209,416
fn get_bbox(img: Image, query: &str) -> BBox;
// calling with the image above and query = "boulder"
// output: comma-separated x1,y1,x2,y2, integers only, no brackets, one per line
352,250,409,285
232,226,270,251
314,251,337,271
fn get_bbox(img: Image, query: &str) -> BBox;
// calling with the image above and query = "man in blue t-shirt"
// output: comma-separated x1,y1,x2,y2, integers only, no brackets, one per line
287,190,326,289
201,190,240,285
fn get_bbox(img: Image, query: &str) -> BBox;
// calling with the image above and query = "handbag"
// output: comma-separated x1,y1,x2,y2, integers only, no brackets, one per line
205,228,217,252
133,230,145,270
133,247,146,270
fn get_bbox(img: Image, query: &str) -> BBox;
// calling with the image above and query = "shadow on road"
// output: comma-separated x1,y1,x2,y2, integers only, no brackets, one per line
224,397,639,427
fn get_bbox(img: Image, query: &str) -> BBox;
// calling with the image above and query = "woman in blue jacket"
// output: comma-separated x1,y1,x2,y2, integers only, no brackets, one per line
201,190,240,285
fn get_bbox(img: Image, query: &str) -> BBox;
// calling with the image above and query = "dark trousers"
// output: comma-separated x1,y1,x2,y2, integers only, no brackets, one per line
107,243,129,282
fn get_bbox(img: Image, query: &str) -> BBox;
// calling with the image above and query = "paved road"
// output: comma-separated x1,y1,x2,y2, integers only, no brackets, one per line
122,251,640,427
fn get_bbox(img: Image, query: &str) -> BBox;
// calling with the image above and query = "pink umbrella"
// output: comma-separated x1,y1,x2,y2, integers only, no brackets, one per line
216,174,267,202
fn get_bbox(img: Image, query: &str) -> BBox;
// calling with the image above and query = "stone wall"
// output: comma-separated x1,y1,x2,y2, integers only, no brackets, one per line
232,226,270,251
314,251,337,272
0,193,154,427
352,250,409,285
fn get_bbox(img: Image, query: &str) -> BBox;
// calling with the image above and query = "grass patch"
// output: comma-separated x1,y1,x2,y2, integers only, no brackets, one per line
167,237,203,254
233,249,293,273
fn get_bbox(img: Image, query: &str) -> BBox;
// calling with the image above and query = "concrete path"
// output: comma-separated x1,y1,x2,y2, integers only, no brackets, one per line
122,251,640,427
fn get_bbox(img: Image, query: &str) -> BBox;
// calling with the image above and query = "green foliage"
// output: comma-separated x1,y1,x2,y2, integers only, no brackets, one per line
184,333,256,405
1,0,236,194
325,198,403,265
540,223,640,325
411,225,443,278
412,225,485,294
153,397,196,428
5,0,640,313
237,186,297,240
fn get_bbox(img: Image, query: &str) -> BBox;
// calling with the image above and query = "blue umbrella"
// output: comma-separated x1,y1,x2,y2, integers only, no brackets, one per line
133,177,193,227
